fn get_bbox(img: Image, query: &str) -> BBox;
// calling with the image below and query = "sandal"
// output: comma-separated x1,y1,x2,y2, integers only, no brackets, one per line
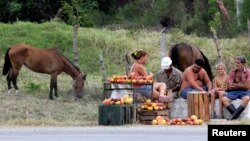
159,95,173,103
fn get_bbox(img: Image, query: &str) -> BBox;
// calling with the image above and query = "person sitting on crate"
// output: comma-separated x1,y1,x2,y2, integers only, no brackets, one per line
130,49,172,102
180,58,212,99
154,57,182,99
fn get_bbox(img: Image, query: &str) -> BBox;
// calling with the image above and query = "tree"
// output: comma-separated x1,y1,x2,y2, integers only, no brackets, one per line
62,0,97,66
209,12,223,64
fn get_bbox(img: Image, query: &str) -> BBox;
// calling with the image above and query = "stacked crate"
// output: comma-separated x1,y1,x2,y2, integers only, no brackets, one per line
138,107,170,125
98,105,133,125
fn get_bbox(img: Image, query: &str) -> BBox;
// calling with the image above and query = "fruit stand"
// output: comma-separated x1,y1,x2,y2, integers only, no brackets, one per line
102,75,154,123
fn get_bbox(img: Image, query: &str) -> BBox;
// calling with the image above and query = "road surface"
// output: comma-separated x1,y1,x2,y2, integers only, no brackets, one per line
0,125,207,141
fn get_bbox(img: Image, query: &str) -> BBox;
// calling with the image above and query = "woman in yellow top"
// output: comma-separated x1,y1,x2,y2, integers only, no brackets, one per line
130,49,172,102
210,63,228,118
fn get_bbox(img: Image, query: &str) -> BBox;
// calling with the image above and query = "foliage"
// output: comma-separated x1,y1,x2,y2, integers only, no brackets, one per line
24,82,41,94
0,0,63,22
241,0,250,29
209,12,221,33
0,0,250,36
61,0,98,27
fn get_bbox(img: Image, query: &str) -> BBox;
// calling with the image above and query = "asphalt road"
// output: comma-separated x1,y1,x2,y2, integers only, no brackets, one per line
0,125,208,141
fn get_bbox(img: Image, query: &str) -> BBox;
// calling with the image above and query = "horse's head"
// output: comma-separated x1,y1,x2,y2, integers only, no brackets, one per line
73,73,87,98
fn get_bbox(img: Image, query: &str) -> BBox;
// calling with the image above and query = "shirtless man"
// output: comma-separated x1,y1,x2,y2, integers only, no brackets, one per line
222,56,250,120
180,58,212,99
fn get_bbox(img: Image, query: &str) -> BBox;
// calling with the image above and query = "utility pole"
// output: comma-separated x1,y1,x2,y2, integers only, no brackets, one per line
160,27,167,59
248,19,250,43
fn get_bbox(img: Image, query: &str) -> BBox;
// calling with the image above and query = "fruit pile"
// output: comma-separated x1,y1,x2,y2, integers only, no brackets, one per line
152,116,171,125
102,95,133,105
151,115,204,125
138,99,166,111
107,74,153,84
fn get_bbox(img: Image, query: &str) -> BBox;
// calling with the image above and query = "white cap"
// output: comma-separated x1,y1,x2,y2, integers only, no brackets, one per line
161,57,172,69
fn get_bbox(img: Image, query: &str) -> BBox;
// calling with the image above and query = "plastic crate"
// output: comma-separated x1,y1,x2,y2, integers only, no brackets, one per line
98,105,133,125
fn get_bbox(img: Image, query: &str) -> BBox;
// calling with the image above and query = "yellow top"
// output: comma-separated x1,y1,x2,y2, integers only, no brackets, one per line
216,81,227,89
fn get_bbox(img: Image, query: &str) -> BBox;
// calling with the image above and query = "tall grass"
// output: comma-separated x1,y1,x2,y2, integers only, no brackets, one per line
0,21,249,126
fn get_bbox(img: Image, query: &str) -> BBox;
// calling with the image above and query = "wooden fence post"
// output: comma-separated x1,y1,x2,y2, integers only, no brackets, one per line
125,52,132,76
160,27,167,59
73,24,79,67
248,19,250,43
213,30,222,64
99,54,107,84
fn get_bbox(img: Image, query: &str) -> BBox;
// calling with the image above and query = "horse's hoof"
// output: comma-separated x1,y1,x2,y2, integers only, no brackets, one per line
49,97,54,100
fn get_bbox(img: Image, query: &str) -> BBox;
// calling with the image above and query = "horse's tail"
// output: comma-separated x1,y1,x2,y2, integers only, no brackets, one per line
169,44,180,70
200,50,213,80
2,48,12,76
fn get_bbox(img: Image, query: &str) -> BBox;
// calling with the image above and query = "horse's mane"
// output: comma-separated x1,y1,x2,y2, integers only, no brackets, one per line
52,49,80,72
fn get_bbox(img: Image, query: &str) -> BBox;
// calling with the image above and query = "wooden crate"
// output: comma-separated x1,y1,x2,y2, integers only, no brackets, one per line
98,105,134,125
187,92,210,121
163,102,172,109
137,110,170,125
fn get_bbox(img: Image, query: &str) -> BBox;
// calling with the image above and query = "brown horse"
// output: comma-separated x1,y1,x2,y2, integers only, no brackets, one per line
169,43,213,80
2,44,87,100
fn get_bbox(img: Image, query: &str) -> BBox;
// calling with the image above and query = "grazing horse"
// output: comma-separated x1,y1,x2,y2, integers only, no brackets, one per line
2,44,87,100
169,43,213,80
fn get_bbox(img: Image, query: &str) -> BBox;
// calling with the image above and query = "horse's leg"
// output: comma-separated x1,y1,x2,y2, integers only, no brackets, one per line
12,69,20,95
7,57,24,95
54,79,58,98
6,69,13,94
49,74,58,100
52,74,58,98
49,78,54,100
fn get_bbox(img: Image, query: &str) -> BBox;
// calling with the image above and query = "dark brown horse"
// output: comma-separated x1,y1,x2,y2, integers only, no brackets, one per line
169,43,213,80
2,44,87,100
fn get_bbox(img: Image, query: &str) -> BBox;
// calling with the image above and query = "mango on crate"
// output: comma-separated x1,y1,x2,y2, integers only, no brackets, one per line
139,99,166,111
123,95,133,104
102,98,111,105
107,73,154,84
102,98,124,105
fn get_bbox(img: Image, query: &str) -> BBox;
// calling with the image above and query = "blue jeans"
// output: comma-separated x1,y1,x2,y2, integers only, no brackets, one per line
225,90,250,100
134,85,153,98
181,86,208,99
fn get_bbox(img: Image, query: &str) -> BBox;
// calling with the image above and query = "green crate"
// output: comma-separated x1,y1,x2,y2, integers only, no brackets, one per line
98,105,133,125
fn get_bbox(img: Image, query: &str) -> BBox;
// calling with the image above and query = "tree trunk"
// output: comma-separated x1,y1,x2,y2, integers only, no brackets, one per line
99,53,107,84
248,19,250,43
125,52,132,75
217,0,229,26
236,0,242,27
73,24,79,67
213,30,222,64
160,27,167,59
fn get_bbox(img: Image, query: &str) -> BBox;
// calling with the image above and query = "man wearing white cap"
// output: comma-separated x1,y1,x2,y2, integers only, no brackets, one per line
155,57,182,99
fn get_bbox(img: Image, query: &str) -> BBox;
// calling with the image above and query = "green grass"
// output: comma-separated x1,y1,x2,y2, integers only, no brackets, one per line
0,21,249,126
